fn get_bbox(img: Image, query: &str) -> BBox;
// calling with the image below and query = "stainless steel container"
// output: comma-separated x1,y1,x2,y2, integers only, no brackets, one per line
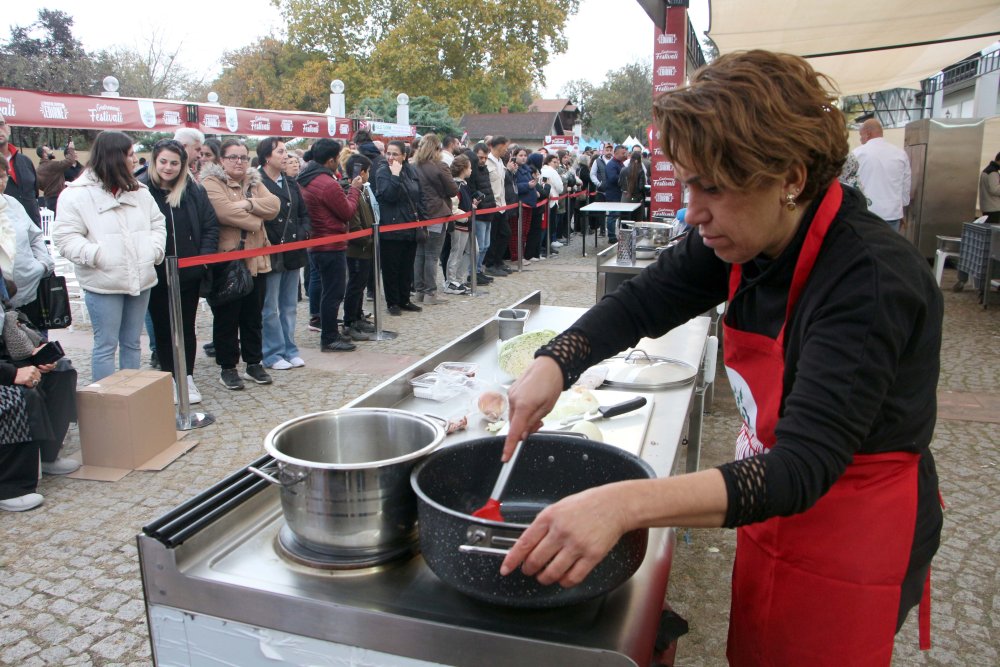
633,220,674,249
253,409,446,558
496,308,530,340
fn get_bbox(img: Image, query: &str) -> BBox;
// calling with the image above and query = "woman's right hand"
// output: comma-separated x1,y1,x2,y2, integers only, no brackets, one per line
15,366,42,388
502,356,564,461
389,159,403,176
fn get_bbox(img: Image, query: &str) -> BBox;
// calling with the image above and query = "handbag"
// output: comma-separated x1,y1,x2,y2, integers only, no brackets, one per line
3,309,42,360
35,274,72,329
207,231,253,307
0,385,31,446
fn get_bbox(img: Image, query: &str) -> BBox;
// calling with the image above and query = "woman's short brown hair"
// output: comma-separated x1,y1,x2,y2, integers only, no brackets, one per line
653,50,848,203
89,130,139,193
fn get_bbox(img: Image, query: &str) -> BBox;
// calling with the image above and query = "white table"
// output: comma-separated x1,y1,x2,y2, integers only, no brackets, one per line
579,202,642,257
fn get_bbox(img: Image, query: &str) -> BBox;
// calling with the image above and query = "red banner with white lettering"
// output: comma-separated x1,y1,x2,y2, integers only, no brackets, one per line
0,88,191,133
196,106,353,140
0,87,355,140
649,7,687,220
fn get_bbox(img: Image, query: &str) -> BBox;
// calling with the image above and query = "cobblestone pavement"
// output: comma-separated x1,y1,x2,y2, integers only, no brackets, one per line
0,236,996,666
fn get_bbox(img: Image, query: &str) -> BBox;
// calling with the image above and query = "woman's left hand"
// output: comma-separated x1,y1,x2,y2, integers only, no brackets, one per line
500,484,630,588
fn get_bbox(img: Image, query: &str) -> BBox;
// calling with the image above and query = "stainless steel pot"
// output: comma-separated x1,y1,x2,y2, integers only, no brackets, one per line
633,220,674,248
250,408,446,558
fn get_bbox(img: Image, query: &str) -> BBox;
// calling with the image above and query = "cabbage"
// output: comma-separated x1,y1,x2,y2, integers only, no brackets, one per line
497,329,558,379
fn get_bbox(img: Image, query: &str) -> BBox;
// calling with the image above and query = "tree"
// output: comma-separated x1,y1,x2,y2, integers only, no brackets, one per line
0,9,104,95
356,92,462,136
275,0,580,114
563,61,652,142
98,33,208,101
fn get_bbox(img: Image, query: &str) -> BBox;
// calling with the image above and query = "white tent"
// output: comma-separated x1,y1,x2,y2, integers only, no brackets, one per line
707,1,1000,94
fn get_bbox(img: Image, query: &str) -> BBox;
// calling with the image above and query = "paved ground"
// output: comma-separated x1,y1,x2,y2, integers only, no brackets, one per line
0,235,996,666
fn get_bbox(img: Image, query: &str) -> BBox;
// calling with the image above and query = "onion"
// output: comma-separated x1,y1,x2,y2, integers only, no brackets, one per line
477,391,508,422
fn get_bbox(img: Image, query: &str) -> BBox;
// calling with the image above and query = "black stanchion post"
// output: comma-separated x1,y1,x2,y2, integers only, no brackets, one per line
370,216,397,341
167,256,214,430
516,204,525,272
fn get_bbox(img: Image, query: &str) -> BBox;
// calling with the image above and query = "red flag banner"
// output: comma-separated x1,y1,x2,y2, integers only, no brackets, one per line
649,7,687,220
0,88,190,133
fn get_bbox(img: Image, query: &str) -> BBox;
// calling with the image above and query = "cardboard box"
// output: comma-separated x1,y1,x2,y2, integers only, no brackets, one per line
70,370,197,481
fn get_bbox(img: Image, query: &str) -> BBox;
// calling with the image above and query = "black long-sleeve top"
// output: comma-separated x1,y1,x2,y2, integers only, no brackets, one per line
537,185,942,574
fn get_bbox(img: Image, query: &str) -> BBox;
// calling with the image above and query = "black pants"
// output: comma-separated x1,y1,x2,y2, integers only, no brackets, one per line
148,275,201,376
345,257,370,327
0,440,42,499
380,240,416,308
484,213,511,267
20,362,78,464
211,274,266,369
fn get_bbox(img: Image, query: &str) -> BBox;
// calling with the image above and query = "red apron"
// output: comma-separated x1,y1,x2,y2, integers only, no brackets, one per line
722,181,925,665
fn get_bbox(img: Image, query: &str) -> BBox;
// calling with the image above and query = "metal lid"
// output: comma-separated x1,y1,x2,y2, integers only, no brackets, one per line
599,349,697,390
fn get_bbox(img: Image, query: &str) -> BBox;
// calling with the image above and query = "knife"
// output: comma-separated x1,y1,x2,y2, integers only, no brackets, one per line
555,396,647,429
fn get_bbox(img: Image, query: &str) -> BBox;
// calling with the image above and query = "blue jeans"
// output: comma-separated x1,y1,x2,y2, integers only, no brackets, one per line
312,251,347,346
307,253,322,318
84,289,152,382
474,217,491,273
261,269,301,367
607,214,620,241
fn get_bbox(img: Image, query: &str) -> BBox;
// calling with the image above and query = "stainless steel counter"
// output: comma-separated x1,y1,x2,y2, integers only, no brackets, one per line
139,291,711,667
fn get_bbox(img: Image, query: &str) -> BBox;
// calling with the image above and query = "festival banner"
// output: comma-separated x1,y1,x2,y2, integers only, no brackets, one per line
360,121,417,138
650,7,687,221
196,106,353,139
0,87,190,133
543,134,580,154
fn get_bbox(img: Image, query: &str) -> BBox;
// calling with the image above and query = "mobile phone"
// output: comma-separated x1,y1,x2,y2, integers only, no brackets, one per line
352,164,362,179
28,341,65,366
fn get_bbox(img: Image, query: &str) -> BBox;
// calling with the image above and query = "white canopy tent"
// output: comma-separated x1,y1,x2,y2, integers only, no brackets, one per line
706,0,1000,94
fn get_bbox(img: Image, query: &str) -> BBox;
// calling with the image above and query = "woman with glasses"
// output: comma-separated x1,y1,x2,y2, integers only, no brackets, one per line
53,130,166,382
201,140,280,390
138,140,219,402
374,140,425,316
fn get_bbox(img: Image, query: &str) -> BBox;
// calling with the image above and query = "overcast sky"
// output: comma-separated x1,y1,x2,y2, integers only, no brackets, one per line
8,0,709,103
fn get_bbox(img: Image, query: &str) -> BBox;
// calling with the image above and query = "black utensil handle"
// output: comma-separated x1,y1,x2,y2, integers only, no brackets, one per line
599,396,647,419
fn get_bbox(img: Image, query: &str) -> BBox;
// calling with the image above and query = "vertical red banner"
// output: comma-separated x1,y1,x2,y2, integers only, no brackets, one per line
650,7,687,220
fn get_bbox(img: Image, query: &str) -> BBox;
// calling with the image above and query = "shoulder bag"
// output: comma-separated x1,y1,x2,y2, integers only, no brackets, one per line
207,231,253,307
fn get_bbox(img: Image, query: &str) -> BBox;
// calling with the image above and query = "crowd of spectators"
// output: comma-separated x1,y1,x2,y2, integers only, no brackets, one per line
0,111,647,512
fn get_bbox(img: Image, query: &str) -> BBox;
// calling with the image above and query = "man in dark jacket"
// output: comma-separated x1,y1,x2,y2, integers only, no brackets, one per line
298,139,362,352
602,145,628,243
466,142,496,281
0,115,40,226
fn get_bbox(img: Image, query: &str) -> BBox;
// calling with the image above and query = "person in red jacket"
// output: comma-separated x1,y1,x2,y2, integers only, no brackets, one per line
297,139,363,352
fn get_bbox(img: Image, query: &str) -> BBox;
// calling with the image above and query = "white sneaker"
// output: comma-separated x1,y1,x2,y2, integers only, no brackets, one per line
186,376,202,404
289,357,306,368
443,283,469,295
268,359,294,371
520,258,531,265
551,241,564,248
0,493,44,512
41,457,80,475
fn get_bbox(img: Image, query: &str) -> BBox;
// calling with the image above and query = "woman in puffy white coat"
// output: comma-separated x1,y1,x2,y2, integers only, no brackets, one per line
53,130,166,382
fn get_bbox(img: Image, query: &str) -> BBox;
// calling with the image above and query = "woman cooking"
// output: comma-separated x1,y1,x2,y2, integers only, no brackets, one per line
502,50,942,666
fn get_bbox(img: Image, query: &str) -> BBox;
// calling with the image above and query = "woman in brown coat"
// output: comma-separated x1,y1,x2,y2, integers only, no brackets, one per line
412,134,457,305
200,139,280,390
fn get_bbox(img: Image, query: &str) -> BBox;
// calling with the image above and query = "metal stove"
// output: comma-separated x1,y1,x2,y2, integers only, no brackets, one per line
138,301,711,666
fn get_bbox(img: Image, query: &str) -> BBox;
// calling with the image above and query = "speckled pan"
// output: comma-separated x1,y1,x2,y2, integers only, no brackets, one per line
411,434,655,608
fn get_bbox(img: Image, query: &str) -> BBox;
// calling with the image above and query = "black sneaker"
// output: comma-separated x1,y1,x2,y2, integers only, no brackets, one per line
484,266,507,277
322,340,357,352
149,350,160,369
354,320,376,333
345,325,373,341
387,305,402,316
219,368,244,390
308,316,321,332
475,272,494,284
203,342,216,358
242,363,273,385
400,302,422,312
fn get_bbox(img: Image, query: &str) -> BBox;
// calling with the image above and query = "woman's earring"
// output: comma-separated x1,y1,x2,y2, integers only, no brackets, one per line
785,192,797,211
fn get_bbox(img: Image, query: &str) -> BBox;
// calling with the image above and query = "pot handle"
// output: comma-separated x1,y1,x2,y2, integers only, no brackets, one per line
459,528,518,556
247,465,283,486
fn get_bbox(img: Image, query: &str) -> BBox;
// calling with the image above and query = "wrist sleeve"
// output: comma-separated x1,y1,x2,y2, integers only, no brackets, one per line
717,456,769,527
533,329,592,390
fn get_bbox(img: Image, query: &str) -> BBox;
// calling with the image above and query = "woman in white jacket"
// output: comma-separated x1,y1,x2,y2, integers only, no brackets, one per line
53,131,166,382
539,154,564,257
